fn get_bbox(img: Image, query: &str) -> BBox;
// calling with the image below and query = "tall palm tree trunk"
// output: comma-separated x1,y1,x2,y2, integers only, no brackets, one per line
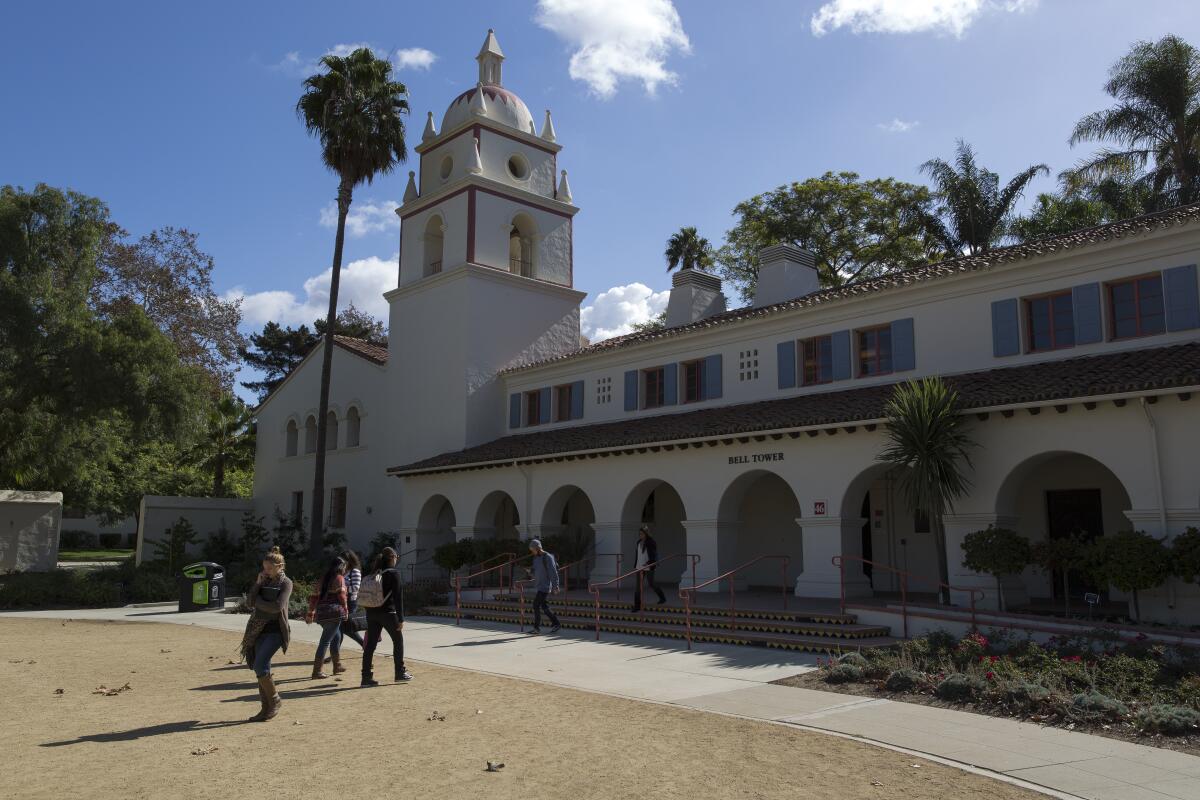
212,454,225,498
933,513,951,605
310,178,352,558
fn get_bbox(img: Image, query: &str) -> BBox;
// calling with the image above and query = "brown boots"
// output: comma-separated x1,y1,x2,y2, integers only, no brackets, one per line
311,656,329,679
313,653,345,678
332,654,346,675
249,675,281,722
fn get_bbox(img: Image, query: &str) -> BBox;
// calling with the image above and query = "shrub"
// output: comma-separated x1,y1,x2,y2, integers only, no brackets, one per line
239,513,270,563
999,680,1051,710
59,530,97,549
837,651,869,669
97,533,124,549
368,531,400,563
124,566,177,604
201,523,240,567
149,518,199,573
885,668,923,692
434,539,477,573
1031,534,1088,615
961,526,1031,610
270,509,308,560
1085,530,1171,621
936,673,987,702
1172,527,1200,584
1137,704,1200,736
1070,691,1129,722
926,629,958,654
825,663,864,684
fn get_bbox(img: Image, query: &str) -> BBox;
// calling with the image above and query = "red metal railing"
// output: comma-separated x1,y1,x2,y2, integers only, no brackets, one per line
454,554,531,625
467,552,519,590
677,555,790,650
586,552,700,641
557,552,622,596
831,554,986,639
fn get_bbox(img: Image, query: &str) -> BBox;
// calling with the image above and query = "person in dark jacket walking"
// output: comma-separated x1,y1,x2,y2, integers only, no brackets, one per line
527,539,560,635
360,547,412,686
632,525,667,612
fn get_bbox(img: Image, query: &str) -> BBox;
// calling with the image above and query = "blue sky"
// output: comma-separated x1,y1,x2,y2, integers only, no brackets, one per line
4,0,1198,384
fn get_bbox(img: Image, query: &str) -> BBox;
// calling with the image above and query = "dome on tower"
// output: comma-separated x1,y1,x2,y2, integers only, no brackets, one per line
441,84,534,135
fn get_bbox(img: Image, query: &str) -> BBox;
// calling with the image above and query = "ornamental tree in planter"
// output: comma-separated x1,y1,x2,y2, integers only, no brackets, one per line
1172,527,1200,584
1030,534,1089,616
1085,530,1171,621
961,526,1031,611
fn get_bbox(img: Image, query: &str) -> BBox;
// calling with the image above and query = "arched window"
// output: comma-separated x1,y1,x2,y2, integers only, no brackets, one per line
304,415,317,454
346,406,361,447
424,215,444,276
509,214,535,278
285,419,298,457
326,411,339,451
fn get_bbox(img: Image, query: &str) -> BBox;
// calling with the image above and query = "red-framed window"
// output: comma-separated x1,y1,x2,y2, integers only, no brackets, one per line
801,335,833,385
1109,274,1165,340
643,367,665,408
524,390,542,426
554,384,572,422
857,326,893,377
682,360,705,403
1026,291,1075,352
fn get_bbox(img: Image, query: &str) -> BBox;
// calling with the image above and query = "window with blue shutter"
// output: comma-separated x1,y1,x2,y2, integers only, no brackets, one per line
623,370,638,411
891,318,915,372
538,387,552,425
703,354,722,400
1072,283,1102,344
991,298,1020,357
508,393,521,429
663,362,678,406
831,330,852,380
570,380,585,419
1164,264,1200,331
777,340,796,389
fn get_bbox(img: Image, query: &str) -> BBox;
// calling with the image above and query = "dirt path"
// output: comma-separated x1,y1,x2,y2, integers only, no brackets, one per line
0,618,1042,799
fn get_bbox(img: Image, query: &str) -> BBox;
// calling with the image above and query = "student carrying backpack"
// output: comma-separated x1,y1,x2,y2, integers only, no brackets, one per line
359,547,411,686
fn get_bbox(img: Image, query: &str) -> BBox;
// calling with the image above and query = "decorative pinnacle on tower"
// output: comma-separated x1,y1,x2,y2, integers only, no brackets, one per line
477,28,504,86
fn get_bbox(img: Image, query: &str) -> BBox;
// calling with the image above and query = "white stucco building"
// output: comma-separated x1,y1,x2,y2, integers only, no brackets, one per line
254,31,1200,626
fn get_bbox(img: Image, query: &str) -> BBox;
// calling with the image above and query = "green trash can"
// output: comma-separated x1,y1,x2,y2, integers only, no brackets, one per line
178,562,225,612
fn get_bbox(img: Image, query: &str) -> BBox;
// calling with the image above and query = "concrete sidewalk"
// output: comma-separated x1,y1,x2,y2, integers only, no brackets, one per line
4,605,1198,800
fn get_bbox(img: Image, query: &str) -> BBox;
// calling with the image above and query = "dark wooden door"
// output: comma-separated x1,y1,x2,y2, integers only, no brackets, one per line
1045,488,1104,599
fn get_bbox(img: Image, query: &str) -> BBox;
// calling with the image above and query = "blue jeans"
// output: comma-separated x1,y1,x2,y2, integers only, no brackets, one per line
251,631,283,677
315,620,342,663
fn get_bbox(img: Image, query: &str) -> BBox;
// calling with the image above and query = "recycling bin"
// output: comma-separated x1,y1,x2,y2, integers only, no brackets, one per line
178,562,225,612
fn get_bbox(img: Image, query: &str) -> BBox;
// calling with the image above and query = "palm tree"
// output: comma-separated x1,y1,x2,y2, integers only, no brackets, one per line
664,226,714,271
1064,35,1200,209
196,394,255,497
919,141,1048,254
877,377,976,604
297,48,408,558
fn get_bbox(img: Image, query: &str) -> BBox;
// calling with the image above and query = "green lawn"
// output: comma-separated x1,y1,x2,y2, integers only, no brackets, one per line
57,549,134,562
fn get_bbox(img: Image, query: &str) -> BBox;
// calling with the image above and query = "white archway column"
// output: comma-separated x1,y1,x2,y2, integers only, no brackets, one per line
589,522,637,585
681,519,742,592
943,513,1019,610
794,517,870,599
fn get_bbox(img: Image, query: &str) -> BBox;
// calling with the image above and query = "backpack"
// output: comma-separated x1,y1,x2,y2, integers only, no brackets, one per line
358,571,388,608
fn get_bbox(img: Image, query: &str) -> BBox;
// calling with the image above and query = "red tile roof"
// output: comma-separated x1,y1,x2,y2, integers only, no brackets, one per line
333,335,389,365
390,341,1200,475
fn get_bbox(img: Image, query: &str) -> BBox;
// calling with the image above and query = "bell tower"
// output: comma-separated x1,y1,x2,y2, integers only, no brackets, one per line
386,30,586,464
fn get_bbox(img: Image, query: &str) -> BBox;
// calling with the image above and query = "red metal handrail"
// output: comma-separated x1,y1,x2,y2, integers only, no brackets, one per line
831,554,987,639
677,555,790,650
556,552,622,596
454,554,531,625
586,552,700,641
467,552,519,590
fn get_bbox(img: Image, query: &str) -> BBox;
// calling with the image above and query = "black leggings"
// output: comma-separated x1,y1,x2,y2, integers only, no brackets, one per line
363,610,405,678
341,599,365,647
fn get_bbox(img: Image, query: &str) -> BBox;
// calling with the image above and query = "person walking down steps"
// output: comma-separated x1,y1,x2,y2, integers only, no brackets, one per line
358,547,412,686
527,539,560,635
239,546,293,722
631,525,667,613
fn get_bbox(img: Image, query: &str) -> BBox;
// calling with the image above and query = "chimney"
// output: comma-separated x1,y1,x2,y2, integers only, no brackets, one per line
753,244,819,307
665,268,727,327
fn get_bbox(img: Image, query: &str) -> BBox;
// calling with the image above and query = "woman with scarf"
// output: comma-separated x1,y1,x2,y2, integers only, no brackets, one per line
306,556,349,678
240,546,293,722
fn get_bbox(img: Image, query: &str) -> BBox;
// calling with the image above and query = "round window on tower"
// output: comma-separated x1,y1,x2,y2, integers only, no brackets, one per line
506,153,530,181
439,155,453,180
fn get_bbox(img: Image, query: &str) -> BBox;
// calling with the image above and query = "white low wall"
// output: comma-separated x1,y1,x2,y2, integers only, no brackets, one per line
136,496,254,566
0,490,62,572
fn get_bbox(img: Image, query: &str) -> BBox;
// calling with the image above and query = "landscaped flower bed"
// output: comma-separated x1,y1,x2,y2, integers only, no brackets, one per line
778,629,1200,754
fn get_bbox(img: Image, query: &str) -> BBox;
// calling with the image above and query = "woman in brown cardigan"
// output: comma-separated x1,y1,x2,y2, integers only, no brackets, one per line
240,546,293,722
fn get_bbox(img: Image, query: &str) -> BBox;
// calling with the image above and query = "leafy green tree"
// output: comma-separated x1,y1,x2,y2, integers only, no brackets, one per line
239,512,271,563
1170,527,1200,583
297,47,409,559
878,377,977,604
1030,534,1089,615
630,310,667,334
1064,35,1200,209
314,302,387,342
960,526,1031,611
717,171,940,302
150,517,200,574
192,394,255,497
664,226,714,272
1085,530,1172,621
1011,193,1113,241
919,141,1048,254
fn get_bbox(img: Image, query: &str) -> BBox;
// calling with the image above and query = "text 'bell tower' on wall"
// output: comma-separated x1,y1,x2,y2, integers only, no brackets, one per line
386,29,586,464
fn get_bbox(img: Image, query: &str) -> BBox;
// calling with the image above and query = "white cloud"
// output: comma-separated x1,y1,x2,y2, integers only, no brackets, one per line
534,0,691,98
580,282,670,341
319,200,401,238
811,0,1037,38
394,47,437,70
877,117,919,133
227,254,396,328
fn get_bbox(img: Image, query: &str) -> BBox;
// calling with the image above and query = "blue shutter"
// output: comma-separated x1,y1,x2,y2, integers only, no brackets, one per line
1072,283,1103,344
1164,264,1200,331
777,341,796,389
831,330,852,380
570,380,584,420
538,387,551,424
624,370,638,411
509,393,521,429
703,354,723,400
991,299,1020,357
663,363,678,406
890,318,915,372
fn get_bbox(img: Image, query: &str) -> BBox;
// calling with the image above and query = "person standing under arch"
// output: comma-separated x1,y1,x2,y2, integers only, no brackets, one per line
632,525,667,612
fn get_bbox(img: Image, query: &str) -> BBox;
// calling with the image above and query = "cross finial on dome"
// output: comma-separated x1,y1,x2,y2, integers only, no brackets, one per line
477,29,504,86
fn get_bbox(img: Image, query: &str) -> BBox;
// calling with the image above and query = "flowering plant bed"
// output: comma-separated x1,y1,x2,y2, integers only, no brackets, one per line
775,629,1200,755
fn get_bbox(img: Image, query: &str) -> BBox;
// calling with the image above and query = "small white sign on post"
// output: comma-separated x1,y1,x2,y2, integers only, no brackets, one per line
813,500,827,516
